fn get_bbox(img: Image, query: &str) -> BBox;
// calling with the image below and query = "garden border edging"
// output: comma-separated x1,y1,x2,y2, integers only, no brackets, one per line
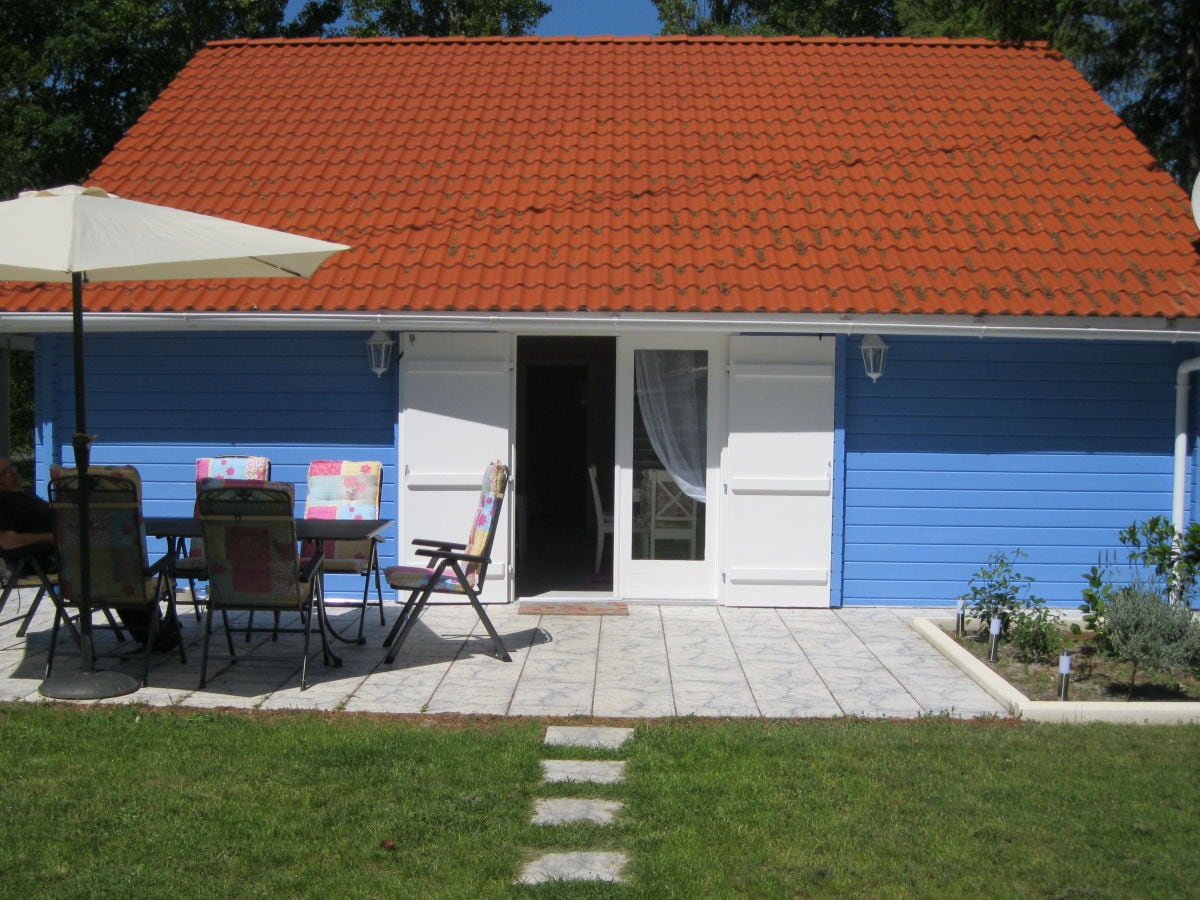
911,617,1200,724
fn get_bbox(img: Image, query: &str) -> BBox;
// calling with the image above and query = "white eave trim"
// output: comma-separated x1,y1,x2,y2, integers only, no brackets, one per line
3,309,1200,343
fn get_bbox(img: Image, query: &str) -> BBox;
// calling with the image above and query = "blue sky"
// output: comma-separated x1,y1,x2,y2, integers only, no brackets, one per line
282,2,663,37
536,0,662,36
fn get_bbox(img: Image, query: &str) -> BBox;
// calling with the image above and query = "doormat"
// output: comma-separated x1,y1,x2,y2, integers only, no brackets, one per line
518,601,629,616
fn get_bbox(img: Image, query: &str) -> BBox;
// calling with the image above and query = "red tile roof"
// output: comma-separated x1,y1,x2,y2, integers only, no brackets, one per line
6,35,1200,320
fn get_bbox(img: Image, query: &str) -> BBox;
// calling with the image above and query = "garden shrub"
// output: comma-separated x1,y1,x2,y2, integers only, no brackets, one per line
964,549,1043,638
1077,562,1113,651
1105,583,1200,699
1008,604,1062,663
1118,516,1200,606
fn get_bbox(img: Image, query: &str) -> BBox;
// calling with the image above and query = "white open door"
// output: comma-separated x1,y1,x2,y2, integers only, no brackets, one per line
398,332,514,602
615,334,724,601
722,335,834,607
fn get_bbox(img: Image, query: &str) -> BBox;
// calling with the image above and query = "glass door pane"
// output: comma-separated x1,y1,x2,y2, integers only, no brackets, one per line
632,349,707,561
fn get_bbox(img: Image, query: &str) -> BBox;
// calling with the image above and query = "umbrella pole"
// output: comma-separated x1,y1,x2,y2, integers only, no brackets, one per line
71,271,93,672
39,272,137,699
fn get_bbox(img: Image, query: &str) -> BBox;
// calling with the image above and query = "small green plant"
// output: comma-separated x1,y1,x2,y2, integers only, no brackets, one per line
1008,604,1063,663
1105,582,1200,700
1118,516,1200,605
964,549,1039,638
1077,560,1113,651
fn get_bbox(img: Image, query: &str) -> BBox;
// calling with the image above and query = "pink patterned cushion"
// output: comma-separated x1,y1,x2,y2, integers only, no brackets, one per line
195,455,270,482
385,564,464,594
199,481,306,609
303,460,381,564
385,462,508,595
462,462,508,583
305,460,380,520
190,456,270,560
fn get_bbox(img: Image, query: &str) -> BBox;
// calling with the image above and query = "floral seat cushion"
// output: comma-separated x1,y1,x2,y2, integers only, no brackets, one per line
188,456,271,562
195,455,270,482
49,465,161,607
303,460,382,565
305,460,380,521
384,564,465,594
199,480,305,609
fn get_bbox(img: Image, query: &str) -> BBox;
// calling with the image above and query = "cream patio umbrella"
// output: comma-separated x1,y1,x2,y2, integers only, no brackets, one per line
0,185,349,699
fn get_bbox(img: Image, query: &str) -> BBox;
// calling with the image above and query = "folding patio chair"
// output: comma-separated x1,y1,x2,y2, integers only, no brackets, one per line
0,543,62,638
301,459,385,643
382,461,511,664
174,455,271,619
196,479,332,690
47,465,183,687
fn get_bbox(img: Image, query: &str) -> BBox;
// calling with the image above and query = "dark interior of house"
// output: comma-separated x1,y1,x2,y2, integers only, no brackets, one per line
516,336,616,596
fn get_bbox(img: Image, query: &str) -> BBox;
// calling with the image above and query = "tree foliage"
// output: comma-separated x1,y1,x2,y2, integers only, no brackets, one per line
1079,0,1199,189
895,0,1085,43
655,0,896,36
753,1,899,36
344,0,550,37
653,0,1199,188
655,0,754,34
0,0,339,196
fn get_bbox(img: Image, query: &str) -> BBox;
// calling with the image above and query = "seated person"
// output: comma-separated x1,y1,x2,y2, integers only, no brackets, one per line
0,457,178,650
0,457,56,566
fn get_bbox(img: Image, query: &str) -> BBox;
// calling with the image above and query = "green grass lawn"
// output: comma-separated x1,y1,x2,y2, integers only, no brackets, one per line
2,704,1197,898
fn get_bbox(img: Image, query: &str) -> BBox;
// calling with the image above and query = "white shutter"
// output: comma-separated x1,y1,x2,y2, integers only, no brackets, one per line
398,332,513,602
723,336,834,607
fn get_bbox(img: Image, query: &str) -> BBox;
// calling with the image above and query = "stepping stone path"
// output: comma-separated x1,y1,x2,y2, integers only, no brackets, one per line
541,760,626,784
516,725,633,886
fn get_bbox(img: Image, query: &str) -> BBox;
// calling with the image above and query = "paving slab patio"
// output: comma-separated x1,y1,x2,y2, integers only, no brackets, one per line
0,589,1006,718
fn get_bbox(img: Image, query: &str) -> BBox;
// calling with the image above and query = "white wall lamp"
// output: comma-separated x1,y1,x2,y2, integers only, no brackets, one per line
366,329,394,377
860,334,888,382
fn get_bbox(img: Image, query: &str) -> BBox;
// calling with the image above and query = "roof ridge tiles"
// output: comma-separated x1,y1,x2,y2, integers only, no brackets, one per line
204,35,1047,50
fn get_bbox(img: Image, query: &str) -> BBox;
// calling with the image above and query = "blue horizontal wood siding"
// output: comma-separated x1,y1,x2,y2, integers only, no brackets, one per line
34,330,398,599
841,336,1199,607
32,328,1200,609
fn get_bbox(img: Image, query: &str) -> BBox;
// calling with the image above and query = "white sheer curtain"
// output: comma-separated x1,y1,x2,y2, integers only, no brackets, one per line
635,349,707,502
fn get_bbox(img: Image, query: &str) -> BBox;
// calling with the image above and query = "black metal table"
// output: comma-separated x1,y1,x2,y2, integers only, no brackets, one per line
144,517,391,649
145,516,391,545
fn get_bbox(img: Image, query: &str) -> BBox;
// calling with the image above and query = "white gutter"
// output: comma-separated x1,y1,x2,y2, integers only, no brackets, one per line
1173,356,1200,531
4,309,1200,343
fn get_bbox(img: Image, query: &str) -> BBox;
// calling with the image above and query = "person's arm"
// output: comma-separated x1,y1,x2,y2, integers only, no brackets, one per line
0,530,54,552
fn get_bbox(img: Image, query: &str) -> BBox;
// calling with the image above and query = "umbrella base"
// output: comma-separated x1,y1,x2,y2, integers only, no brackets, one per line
38,669,140,700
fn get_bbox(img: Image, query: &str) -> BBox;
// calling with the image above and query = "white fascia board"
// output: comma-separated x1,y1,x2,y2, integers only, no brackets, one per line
3,309,1200,344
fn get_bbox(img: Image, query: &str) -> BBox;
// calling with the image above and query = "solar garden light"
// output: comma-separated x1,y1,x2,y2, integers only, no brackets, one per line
955,596,966,637
988,616,1002,662
1058,651,1072,701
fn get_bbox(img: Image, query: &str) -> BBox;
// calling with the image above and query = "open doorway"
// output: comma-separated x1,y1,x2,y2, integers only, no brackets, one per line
516,336,616,597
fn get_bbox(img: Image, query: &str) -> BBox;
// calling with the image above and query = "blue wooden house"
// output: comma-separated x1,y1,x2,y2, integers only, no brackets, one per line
3,36,1199,608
